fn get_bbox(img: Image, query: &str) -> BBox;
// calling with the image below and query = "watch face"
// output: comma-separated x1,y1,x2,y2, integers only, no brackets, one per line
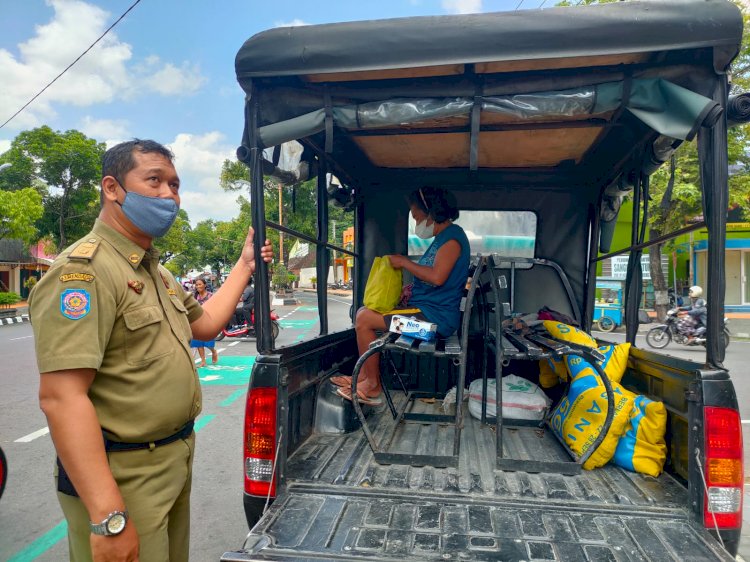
107,513,127,535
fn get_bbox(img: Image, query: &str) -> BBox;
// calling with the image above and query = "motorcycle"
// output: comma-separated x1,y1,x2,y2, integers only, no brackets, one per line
645,307,730,350
216,305,281,342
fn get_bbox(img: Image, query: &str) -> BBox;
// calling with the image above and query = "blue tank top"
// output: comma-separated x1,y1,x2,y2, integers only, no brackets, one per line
408,223,471,337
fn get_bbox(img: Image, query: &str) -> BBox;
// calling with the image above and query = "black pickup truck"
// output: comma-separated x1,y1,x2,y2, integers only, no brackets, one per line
222,2,745,560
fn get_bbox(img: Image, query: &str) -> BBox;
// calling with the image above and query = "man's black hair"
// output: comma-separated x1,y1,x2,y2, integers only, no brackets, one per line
100,139,174,205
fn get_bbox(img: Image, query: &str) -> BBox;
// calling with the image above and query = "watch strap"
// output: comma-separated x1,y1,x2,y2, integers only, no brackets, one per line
89,509,128,536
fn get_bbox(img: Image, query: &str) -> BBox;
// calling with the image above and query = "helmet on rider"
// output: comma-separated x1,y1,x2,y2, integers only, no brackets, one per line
688,285,703,298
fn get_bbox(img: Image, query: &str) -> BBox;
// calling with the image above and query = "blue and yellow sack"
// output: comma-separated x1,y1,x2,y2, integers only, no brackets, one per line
549,354,635,470
611,395,668,477
567,342,631,384
539,341,630,388
363,256,402,313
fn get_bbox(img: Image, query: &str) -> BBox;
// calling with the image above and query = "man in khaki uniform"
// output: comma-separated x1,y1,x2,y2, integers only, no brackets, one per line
29,139,272,562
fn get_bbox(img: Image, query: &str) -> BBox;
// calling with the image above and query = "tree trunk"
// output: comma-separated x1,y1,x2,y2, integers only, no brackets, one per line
649,229,669,321
58,185,69,249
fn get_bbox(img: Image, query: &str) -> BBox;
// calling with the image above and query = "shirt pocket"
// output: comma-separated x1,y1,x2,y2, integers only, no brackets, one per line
169,295,193,341
123,305,172,366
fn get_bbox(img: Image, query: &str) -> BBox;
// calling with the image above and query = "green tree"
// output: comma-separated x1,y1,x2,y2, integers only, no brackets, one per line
219,159,355,268
2,126,105,250
154,209,192,265
0,187,44,243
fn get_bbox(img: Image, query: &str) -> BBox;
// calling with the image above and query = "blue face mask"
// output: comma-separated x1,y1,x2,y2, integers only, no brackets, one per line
117,182,179,238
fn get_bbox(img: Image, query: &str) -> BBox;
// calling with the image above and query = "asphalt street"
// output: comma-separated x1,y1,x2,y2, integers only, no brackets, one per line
0,291,353,562
1,299,748,560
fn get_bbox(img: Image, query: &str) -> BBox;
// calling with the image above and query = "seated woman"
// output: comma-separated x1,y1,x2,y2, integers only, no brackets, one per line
333,186,470,405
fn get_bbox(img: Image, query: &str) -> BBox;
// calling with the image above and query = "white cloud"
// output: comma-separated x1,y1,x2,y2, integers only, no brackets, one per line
0,0,207,130
274,19,310,27
148,62,206,96
167,132,246,224
79,116,130,141
0,140,11,154
442,0,482,14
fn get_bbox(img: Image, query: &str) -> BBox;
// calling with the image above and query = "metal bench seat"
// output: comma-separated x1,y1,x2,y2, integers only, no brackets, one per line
350,257,484,469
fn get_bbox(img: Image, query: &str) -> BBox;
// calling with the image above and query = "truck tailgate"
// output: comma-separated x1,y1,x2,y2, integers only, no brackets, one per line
223,483,733,561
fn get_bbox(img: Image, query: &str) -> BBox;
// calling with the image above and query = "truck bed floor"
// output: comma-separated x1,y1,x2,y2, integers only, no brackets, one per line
225,399,732,561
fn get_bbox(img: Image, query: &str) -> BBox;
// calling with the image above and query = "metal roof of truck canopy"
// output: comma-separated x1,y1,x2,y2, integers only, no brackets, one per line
235,0,742,83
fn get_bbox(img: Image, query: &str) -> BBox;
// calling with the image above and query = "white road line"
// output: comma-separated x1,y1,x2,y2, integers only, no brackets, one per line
229,341,240,347
9,335,32,341
742,420,750,424
15,427,50,443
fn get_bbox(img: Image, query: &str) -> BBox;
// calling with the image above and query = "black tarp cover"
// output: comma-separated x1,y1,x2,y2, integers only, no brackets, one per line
236,0,742,81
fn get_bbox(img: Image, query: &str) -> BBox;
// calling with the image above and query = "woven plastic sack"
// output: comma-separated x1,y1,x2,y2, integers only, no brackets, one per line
566,342,631,384
549,367,634,470
363,256,402,313
543,321,598,348
611,395,668,477
538,356,567,388
468,375,551,421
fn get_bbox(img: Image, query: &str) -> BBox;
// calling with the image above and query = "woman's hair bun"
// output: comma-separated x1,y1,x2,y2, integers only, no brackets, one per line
408,186,459,223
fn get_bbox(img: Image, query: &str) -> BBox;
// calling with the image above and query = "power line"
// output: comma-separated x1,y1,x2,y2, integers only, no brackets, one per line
0,0,143,131
515,0,526,9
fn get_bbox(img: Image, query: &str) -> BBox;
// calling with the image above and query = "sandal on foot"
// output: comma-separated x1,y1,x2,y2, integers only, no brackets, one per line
335,386,384,407
330,375,352,388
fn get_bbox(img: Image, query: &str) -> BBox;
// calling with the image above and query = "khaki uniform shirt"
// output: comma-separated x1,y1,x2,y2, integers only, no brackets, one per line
29,219,203,443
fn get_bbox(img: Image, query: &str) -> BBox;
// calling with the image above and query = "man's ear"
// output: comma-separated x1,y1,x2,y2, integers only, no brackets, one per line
101,176,119,202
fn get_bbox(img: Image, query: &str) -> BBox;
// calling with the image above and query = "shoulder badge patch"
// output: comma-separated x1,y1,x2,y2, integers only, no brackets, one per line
60,289,91,320
69,239,100,261
60,273,95,283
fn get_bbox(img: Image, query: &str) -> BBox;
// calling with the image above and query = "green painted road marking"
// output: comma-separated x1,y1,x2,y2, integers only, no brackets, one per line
298,306,318,312
280,319,318,329
220,388,247,407
7,520,67,562
197,355,255,386
194,414,216,432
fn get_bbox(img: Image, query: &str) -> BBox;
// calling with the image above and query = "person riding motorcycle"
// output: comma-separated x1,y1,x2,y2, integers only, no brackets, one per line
240,278,255,326
677,285,707,342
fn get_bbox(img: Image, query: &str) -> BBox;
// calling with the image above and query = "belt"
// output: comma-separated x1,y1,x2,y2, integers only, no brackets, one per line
103,420,195,452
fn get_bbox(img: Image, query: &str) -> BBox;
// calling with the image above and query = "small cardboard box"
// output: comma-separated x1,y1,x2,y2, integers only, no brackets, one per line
389,315,437,342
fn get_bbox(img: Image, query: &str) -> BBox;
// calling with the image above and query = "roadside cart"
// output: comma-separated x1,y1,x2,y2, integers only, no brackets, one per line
594,278,625,332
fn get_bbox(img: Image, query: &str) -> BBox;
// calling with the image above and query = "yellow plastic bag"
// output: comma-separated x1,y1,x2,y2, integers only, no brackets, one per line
363,256,403,313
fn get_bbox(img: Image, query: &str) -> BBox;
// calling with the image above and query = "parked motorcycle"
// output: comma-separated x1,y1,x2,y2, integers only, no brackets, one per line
645,307,730,350
216,306,281,342
0,445,7,501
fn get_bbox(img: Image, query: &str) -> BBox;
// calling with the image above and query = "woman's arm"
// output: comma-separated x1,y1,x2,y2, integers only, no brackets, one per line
388,239,461,287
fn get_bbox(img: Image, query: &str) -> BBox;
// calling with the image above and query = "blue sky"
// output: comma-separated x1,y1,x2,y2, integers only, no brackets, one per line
0,0,531,223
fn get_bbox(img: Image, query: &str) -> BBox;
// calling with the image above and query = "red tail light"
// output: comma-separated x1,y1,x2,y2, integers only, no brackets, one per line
703,406,743,529
244,387,278,497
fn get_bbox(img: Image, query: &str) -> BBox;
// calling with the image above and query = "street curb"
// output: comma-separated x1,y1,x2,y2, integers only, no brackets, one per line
0,315,29,326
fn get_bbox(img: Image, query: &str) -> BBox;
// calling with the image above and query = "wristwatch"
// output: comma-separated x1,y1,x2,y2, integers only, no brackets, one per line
89,509,128,536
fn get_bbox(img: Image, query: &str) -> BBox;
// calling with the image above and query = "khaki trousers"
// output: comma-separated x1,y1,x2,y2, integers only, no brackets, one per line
56,433,194,562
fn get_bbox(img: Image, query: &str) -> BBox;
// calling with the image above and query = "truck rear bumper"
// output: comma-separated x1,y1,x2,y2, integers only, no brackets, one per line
225,484,735,561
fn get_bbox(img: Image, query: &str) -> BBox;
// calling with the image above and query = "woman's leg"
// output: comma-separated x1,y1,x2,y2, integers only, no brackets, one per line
211,345,218,364
197,347,206,367
353,307,387,395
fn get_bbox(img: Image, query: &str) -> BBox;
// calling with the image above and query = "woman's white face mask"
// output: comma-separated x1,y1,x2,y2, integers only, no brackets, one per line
414,218,435,239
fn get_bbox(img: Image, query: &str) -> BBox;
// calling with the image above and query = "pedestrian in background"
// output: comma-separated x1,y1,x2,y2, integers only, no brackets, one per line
190,277,219,367
28,139,272,562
